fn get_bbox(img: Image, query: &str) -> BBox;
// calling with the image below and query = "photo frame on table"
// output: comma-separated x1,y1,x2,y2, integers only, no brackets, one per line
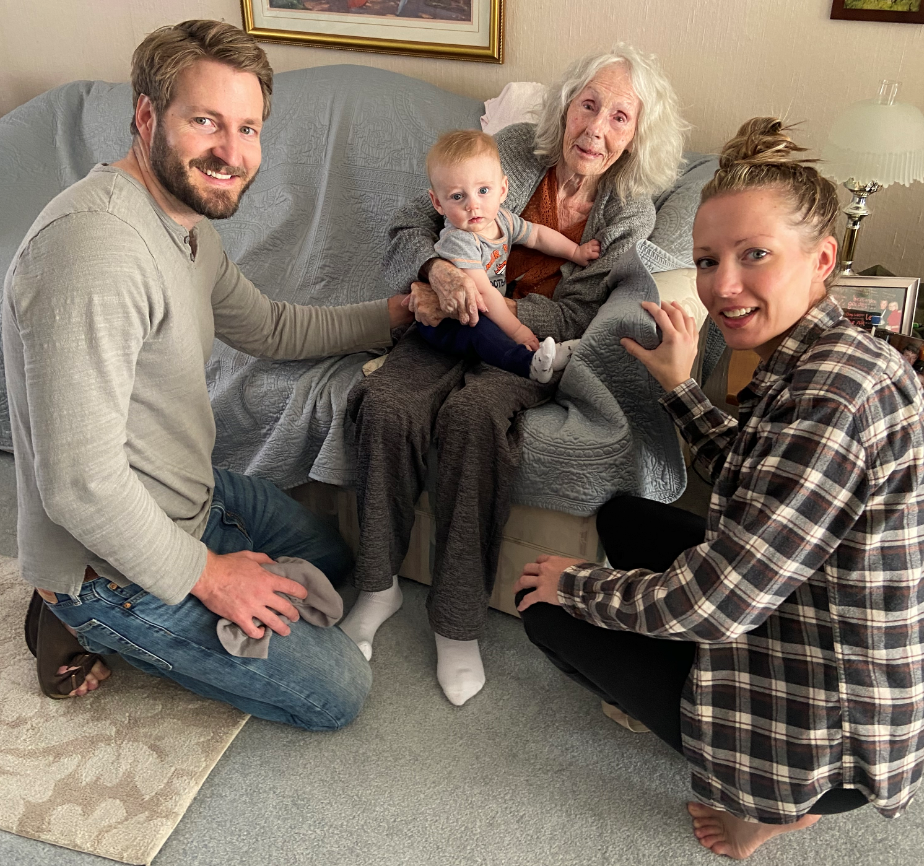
830,1,924,24
828,275,921,335
241,0,504,63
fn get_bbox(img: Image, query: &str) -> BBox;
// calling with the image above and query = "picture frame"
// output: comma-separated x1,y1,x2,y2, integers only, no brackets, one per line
828,275,921,335
240,0,504,63
830,1,924,24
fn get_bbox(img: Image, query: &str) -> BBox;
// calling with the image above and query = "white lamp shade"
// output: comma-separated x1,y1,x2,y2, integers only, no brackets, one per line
822,99,924,187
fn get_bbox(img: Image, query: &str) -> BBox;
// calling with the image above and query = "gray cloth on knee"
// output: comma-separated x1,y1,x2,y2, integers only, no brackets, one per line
216,556,343,658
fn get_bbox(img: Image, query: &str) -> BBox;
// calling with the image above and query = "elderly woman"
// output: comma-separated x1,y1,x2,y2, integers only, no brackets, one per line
515,118,924,858
341,45,686,706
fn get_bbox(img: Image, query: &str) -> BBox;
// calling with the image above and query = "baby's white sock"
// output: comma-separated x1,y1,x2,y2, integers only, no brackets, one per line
435,632,485,706
529,336,556,384
553,338,581,371
339,576,403,661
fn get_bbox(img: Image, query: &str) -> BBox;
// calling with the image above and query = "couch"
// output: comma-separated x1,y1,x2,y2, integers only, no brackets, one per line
0,65,720,615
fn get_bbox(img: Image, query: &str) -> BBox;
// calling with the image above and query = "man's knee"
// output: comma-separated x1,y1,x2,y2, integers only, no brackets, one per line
292,645,372,731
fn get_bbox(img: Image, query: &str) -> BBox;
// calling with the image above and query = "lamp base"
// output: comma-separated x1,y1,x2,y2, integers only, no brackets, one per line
840,180,881,275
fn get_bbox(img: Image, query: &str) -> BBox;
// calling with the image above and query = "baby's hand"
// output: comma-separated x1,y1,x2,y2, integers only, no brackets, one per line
573,239,601,266
513,324,539,352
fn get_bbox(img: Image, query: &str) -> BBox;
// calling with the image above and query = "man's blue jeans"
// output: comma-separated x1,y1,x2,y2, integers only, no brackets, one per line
48,467,371,730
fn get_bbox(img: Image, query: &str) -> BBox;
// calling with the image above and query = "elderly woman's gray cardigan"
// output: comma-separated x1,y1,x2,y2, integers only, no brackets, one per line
379,122,656,342
375,121,689,512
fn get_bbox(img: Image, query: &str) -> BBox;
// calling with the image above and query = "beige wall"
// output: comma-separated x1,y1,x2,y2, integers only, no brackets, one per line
3,0,923,281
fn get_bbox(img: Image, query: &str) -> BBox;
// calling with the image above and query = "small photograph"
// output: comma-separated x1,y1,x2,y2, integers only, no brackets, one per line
829,275,921,336
268,0,473,23
830,285,908,332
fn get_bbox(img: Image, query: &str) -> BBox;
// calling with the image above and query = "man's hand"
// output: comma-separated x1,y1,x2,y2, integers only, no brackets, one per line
190,549,309,639
426,258,487,325
621,301,700,393
514,554,585,612
387,293,415,328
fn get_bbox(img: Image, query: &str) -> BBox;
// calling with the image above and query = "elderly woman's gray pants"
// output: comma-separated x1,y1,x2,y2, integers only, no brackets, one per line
347,325,555,640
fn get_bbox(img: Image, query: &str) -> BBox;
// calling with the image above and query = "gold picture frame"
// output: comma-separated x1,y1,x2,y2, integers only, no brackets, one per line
830,1,924,24
241,0,504,63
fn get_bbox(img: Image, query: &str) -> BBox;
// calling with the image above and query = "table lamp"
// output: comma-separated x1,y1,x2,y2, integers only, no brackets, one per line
821,80,924,274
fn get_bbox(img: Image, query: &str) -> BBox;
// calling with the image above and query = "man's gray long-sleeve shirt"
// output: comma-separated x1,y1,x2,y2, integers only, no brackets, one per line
3,165,391,603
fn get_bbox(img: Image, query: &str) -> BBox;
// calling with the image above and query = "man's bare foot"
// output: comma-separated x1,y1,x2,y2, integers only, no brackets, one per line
58,621,111,697
56,658,111,696
687,802,820,859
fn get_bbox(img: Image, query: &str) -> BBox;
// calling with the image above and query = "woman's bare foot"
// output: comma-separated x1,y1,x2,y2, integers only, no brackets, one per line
687,802,820,859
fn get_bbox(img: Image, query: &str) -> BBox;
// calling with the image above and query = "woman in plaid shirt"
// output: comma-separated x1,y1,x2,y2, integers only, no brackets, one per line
515,118,924,859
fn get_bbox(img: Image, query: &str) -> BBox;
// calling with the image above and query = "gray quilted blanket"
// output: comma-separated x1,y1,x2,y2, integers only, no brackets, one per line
0,65,718,514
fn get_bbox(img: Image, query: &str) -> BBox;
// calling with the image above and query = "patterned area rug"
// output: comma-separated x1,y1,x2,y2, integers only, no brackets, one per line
0,556,249,864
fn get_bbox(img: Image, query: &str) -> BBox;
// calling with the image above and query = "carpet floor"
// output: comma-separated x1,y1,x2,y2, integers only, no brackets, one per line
1,452,922,865
0,556,249,864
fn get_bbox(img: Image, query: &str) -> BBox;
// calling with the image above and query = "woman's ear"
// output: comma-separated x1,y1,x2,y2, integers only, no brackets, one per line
816,235,838,283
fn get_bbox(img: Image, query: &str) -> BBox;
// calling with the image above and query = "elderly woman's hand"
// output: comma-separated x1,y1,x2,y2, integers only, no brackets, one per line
621,301,699,393
426,259,487,325
405,282,449,327
514,554,585,612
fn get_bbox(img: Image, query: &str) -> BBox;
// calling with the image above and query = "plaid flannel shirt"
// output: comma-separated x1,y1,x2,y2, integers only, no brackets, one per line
559,298,924,823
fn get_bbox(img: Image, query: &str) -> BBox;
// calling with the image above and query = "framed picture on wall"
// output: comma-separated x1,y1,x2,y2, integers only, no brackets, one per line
830,1,924,24
241,0,505,63
828,275,921,335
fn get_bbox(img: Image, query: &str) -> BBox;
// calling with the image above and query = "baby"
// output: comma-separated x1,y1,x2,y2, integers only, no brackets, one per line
418,129,600,383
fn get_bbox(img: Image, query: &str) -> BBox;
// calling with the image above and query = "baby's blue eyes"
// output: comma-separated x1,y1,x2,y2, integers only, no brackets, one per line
449,188,490,201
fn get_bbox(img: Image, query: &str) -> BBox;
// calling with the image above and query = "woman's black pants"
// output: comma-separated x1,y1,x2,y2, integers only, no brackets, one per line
518,495,866,816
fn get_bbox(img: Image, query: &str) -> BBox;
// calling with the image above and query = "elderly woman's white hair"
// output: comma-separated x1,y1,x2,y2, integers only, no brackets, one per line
534,44,687,200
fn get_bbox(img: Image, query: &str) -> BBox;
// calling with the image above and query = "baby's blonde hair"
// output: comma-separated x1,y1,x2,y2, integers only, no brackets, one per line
426,129,501,187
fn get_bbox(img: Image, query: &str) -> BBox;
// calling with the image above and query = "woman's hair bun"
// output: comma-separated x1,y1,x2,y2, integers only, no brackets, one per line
718,117,809,171
702,116,841,288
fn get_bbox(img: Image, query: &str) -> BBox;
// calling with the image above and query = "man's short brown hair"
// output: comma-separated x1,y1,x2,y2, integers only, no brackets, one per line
129,19,273,135
426,130,501,187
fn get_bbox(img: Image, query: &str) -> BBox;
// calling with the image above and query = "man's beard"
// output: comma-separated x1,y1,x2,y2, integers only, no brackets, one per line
149,126,257,220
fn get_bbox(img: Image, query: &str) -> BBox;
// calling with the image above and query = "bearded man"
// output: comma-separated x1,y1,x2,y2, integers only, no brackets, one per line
3,20,410,727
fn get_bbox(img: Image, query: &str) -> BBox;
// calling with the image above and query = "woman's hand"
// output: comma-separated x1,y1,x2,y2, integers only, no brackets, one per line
427,258,487,325
514,554,585,612
621,300,699,393
405,282,449,327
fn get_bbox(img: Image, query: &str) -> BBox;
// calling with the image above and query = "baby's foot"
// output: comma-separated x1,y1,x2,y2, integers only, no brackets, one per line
529,336,556,383
553,339,580,371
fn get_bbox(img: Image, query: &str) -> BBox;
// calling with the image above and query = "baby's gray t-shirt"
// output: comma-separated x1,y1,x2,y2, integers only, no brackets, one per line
434,207,532,292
